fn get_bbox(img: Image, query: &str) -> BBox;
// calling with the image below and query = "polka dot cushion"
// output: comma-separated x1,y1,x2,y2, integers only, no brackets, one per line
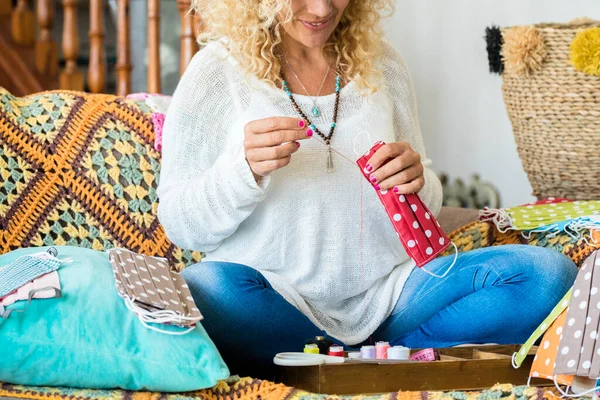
0,88,201,271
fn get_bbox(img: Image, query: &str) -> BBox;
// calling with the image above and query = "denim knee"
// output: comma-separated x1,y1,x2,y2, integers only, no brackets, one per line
487,245,578,303
181,262,263,316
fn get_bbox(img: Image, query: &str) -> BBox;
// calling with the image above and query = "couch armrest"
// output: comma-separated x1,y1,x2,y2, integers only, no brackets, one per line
437,206,480,234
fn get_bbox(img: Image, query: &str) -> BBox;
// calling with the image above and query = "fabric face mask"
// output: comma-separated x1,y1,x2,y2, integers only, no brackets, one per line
0,248,65,298
556,251,600,378
356,141,456,277
0,286,62,319
481,201,600,232
1,271,61,307
528,309,574,386
513,289,572,368
107,248,202,335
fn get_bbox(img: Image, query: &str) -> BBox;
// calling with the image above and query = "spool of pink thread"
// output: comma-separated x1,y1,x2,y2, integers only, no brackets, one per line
375,341,390,359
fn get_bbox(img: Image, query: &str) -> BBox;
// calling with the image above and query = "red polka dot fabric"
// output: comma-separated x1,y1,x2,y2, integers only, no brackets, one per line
356,142,451,268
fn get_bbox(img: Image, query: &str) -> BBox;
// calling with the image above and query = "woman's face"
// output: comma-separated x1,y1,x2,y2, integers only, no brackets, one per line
280,0,350,49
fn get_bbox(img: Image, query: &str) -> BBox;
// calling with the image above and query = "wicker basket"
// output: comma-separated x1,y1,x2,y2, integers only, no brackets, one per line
498,21,600,200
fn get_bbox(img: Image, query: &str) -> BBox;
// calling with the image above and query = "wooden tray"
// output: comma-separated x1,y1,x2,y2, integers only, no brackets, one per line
277,345,548,395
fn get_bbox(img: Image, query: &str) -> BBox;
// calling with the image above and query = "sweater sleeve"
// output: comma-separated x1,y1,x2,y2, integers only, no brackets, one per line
381,42,444,217
157,46,270,252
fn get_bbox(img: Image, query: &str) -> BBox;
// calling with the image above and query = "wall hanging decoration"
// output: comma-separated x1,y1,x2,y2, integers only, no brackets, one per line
486,19,600,200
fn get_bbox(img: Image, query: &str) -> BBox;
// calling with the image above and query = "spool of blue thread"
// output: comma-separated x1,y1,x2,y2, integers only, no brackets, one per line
360,345,376,359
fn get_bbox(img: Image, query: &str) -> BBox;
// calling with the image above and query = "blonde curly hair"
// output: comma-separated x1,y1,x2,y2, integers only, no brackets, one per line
191,0,394,93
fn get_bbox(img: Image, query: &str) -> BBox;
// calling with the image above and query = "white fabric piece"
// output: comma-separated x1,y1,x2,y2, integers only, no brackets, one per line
157,39,443,345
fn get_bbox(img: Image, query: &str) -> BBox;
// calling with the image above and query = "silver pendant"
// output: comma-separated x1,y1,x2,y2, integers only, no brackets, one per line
327,146,334,172
312,105,320,117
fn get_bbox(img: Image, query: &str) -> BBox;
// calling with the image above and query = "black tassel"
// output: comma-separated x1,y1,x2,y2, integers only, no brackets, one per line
485,25,504,75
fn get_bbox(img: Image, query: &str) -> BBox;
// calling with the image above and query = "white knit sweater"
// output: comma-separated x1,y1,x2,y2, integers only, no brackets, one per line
157,39,443,345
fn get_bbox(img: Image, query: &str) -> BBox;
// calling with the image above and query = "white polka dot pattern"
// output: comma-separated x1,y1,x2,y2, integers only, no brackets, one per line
555,250,600,377
489,200,600,232
357,141,451,268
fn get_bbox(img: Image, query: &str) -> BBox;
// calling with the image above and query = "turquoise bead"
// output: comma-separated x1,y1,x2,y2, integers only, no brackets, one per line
331,123,336,128
310,124,316,130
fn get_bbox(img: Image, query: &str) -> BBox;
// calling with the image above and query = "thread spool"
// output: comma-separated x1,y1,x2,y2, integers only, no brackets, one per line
388,346,410,360
305,335,333,355
304,344,319,354
348,352,361,360
360,345,376,359
375,341,390,359
328,345,344,357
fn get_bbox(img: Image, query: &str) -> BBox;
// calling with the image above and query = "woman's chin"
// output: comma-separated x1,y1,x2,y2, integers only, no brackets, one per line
294,34,332,49
286,23,337,49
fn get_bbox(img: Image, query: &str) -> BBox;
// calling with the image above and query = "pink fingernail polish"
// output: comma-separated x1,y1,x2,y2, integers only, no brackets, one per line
366,164,373,172
370,175,377,183
298,120,305,128
296,141,300,148
393,187,399,193
306,129,313,137
374,185,381,191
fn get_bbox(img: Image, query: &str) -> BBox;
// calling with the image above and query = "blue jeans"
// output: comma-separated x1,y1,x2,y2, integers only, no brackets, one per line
182,245,577,375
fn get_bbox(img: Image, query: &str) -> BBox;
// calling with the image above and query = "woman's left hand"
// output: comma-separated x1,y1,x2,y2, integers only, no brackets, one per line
365,142,424,195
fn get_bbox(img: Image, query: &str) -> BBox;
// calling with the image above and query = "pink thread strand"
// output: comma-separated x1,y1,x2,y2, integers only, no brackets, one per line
311,135,373,340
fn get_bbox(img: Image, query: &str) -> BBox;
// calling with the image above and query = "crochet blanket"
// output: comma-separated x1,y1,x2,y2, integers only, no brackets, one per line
444,220,599,268
0,88,200,271
0,379,560,400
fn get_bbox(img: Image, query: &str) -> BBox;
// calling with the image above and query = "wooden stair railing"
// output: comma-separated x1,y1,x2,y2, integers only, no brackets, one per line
147,0,160,94
178,0,196,77
11,0,35,46
115,0,131,96
88,0,106,93
59,0,84,91
0,0,11,17
35,0,58,77
2,0,200,96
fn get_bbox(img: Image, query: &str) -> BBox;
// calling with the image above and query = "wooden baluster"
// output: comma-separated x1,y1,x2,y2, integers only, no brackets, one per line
88,0,106,93
147,0,160,93
177,0,196,76
35,0,58,77
59,0,84,91
11,0,35,46
115,0,131,96
0,0,11,17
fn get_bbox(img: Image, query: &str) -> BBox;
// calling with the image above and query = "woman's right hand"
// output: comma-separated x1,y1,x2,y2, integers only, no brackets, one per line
244,117,313,182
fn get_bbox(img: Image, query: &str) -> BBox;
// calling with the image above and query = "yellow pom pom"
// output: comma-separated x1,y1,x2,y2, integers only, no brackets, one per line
570,27,600,76
503,26,547,77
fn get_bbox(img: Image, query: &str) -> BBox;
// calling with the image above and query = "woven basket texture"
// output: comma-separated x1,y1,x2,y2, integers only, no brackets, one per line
501,21,600,200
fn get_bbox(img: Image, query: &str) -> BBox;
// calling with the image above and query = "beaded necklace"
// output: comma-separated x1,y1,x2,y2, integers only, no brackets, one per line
285,58,332,117
281,71,342,172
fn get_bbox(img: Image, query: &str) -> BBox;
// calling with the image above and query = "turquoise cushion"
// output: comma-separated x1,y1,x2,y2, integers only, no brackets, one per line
0,246,229,391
